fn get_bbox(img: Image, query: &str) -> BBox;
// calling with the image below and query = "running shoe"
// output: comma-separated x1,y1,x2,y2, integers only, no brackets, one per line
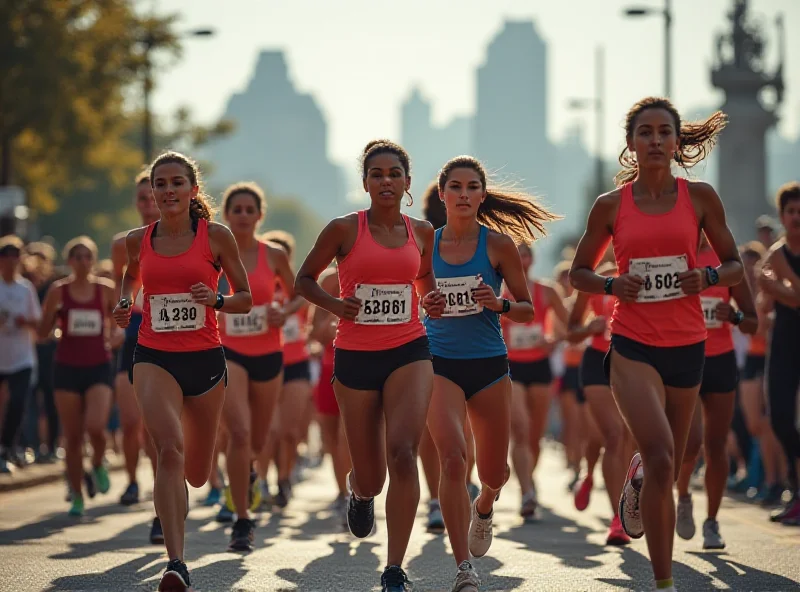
120,482,139,506
468,497,493,558
777,498,800,526
150,517,165,544
273,479,292,509
606,514,631,546
769,495,798,522
426,499,445,534
380,565,410,592
228,518,255,552
618,452,644,539
83,470,96,499
202,486,222,507
451,560,480,592
574,474,593,511
520,490,537,520
216,487,235,523
347,491,375,538
68,495,84,517
92,464,110,494
158,558,191,592
702,518,725,549
248,471,262,513
675,495,696,540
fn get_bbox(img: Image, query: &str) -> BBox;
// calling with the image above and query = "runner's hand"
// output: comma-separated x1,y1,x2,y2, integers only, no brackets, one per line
113,299,132,328
190,283,216,306
611,274,643,302
587,317,607,335
472,283,502,311
422,290,445,319
678,268,707,295
335,297,361,321
266,302,286,327
714,301,733,323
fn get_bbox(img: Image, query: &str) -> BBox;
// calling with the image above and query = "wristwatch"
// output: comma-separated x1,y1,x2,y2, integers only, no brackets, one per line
118,298,131,309
213,293,225,310
603,277,614,295
705,266,720,287
501,299,511,314
731,309,744,325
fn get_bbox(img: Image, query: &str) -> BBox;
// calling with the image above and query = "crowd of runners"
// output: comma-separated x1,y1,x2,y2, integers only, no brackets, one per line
1,96,799,592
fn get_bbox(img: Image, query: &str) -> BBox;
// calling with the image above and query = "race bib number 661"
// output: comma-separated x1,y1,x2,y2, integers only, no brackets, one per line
354,284,412,325
628,255,688,303
150,293,205,332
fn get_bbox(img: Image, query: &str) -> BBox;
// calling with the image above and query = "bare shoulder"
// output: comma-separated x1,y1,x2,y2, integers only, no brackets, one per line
94,277,116,292
595,188,622,210
265,241,290,264
684,179,717,199
486,229,517,253
125,226,148,248
207,221,235,240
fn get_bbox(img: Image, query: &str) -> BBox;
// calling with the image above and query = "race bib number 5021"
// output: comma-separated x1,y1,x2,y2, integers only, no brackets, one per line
354,284,412,325
438,275,483,318
628,254,688,303
150,293,205,333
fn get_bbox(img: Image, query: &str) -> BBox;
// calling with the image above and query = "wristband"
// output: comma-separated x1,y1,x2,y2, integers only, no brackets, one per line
213,293,225,310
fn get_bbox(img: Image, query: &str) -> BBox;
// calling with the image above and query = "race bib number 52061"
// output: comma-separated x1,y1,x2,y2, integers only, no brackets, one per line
628,255,688,303
150,293,205,332
438,275,483,317
354,284,412,325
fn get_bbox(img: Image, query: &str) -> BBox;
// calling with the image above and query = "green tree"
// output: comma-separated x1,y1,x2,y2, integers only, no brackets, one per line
0,1,178,211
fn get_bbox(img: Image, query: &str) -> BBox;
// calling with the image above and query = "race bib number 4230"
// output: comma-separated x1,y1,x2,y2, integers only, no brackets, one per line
438,275,483,318
354,284,412,325
150,293,205,333
628,255,688,303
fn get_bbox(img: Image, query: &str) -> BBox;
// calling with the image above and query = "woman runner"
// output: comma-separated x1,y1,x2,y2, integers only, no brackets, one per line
674,233,758,549
218,182,296,551
567,261,632,545
569,97,742,592
39,236,116,516
505,243,568,519
424,155,556,591
295,139,443,592
113,151,252,591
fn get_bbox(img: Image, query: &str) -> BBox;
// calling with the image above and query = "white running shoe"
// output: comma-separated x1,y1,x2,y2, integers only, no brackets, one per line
618,452,644,539
468,497,494,558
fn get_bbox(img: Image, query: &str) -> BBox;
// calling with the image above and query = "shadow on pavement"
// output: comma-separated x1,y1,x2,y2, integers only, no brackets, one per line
275,539,381,591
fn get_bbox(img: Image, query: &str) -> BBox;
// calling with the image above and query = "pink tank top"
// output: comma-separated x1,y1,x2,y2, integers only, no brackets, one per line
335,210,425,351
588,293,615,353
611,179,705,347
138,219,222,352
697,248,733,357
220,242,281,356
504,282,551,363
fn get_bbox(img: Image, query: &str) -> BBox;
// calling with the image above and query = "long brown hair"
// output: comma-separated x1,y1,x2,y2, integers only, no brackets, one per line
615,97,728,187
437,156,559,244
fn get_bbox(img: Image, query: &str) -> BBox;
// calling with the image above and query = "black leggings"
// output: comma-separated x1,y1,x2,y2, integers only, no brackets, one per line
23,342,59,452
1,367,33,451
767,340,800,493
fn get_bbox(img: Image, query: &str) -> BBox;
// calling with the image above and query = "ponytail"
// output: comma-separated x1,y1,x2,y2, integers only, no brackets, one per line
189,194,214,222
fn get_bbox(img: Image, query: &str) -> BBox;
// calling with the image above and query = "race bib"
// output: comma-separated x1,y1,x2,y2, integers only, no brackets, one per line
700,296,723,329
67,309,102,336
283,313,302,343
354,284,412,325
628,255,688,303
150,293,205,333
508,323,544,350
225,305,267,337
438,275,483,318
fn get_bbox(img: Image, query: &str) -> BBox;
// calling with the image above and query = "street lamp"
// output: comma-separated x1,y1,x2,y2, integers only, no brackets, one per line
566,47,605,198
142,28,216,162
624,0,672,97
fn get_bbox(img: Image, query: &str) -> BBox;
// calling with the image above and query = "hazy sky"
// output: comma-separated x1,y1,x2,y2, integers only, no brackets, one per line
148,0,799,170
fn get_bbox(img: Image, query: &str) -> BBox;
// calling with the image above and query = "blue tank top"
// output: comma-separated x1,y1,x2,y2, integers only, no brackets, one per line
425,225,506,359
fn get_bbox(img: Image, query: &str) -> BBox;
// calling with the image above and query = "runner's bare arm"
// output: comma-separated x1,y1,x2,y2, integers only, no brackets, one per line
209,223,252,314
570,193,618,293
693,182,743,287
412,219,438,297
490,232,533,323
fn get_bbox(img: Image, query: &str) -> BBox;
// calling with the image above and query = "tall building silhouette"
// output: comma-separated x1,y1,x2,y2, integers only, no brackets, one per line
474,20,550,198
204,50,346,219
400,86,471,215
